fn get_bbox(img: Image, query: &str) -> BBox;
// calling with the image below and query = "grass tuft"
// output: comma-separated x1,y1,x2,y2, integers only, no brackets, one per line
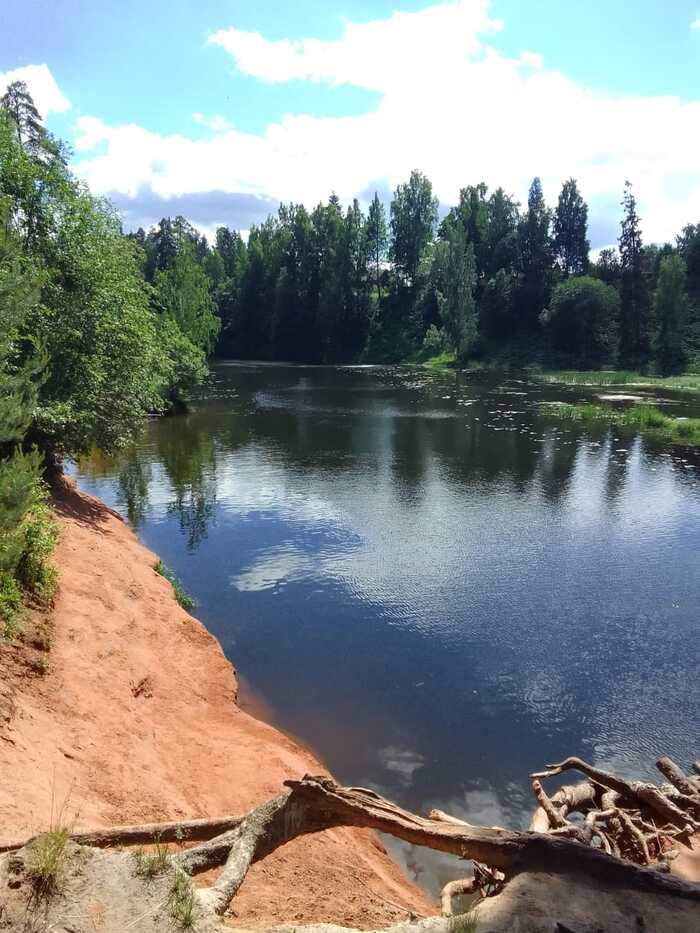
132,838,171,878
26,827,69,895
169,868,198,929
154,560,196,611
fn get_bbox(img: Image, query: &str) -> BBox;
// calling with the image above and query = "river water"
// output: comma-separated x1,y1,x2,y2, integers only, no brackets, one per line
73,362,700,891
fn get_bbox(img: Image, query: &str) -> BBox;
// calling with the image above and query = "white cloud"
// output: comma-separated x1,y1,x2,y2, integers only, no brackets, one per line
0,64,71,117
192,112,234,131
208,0,502,91
691,18,700,30
72,0,700,243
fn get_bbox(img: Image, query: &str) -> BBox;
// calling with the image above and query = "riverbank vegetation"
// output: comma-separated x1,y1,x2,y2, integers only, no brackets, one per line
129,170,699,380
0,82,215,637
537,369,700,392
546,401,700,444
158,171,698,380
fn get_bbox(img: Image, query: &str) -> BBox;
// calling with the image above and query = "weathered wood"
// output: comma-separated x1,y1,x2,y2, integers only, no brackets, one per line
530,779,568,830
656,757,700,797
170,774,700,919
440,877,476,917
0,814,244,854
532,756,700,832
428,809,472,827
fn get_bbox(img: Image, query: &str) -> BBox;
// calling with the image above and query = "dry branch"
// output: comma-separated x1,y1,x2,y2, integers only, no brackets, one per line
656,757,700,797
0,814,244,854
440,877,476,917
171,774,700,917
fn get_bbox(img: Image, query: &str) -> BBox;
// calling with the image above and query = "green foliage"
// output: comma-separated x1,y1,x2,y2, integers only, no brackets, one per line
430,224,477,357
365,192,388,300
0,92,212,460
30,194,169,456
155,239,220,354
618,182,651,367
1,81,50,159
654,254,688,375
0,205,56,637
16,490,58,602
390,170,438,284
0,572,23,639
542,276,619,367
154,560,196,611
553,178,590,276
518,177,553,327
422,323,449,357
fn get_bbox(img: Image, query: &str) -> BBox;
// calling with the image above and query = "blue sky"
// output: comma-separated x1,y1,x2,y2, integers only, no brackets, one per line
3,0,700,245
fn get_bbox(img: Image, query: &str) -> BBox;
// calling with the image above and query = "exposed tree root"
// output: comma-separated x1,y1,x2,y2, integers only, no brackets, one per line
3,754,699,929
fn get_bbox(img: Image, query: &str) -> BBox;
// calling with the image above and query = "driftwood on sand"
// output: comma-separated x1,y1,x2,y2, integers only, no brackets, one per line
2,754,699,932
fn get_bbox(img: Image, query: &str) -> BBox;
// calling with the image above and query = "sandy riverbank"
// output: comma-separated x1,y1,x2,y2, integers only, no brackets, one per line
0,478,435,927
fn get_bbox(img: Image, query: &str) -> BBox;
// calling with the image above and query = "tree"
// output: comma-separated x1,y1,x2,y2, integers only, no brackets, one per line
593,248,621,287
653,254,688,375
0,211,54,634
518,177,553,329
155,239,220,354
439,183,489,276
618,182,650,367
483,187,520,280
429,224,477,356
553,178,589,276
542,276,619,368
364,193,387,302
390,170,438,285
1,81,47,155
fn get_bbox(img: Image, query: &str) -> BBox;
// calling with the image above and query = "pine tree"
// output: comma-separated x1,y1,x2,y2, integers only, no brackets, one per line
518,177,553,328
365,193,387,302
0,215,46,632
553,178,590,276
618,182,650,366
1,81,47,156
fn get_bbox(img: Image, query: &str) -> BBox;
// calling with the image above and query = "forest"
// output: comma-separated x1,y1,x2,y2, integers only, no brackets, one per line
130,163,700,377
1,80,699,636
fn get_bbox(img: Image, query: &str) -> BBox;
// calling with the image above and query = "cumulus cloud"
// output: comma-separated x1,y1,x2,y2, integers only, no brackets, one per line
692,18,700,30
208,0,502,90
71,0,700,243
0,63,71,117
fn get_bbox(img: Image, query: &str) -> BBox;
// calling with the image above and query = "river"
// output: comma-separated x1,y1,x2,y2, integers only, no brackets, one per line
73,362,700,891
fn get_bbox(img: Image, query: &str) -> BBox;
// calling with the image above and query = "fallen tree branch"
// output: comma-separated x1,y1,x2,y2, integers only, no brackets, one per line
171,774,700,917
0,814,244,854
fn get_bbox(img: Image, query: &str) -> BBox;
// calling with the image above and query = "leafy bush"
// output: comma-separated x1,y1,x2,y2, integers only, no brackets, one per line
0,571,23,639
17,489,58,603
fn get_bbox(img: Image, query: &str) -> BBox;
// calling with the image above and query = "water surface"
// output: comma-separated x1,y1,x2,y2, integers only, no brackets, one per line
73,363,700,891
